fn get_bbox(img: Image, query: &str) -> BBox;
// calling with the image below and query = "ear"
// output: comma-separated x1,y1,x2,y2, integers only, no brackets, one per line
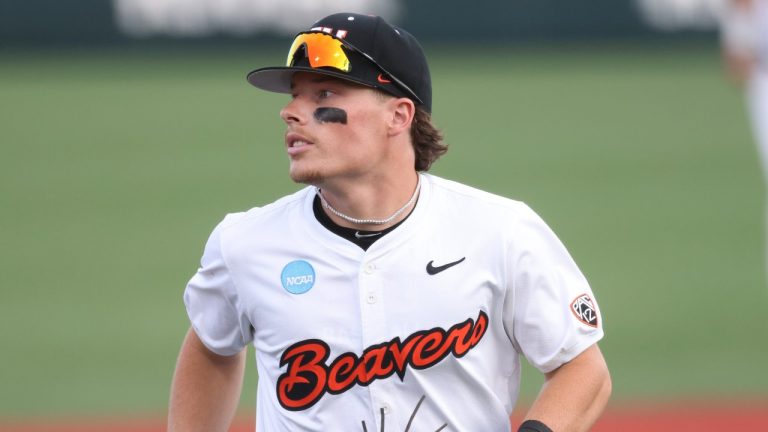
387,98,416,137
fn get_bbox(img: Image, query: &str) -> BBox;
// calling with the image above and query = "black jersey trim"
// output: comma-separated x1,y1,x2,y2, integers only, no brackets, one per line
312,194,413,251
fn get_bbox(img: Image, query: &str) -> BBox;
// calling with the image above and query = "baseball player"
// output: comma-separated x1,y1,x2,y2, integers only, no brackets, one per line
168,12,611,432
721,0,768,277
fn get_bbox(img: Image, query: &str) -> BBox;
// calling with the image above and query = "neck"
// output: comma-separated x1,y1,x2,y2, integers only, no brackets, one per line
316,172,421,230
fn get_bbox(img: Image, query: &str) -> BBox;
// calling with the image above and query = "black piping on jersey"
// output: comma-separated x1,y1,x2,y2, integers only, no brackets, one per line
312,194,415,250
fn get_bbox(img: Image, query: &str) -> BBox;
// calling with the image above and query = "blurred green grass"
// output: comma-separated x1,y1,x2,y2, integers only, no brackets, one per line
1,42,766,417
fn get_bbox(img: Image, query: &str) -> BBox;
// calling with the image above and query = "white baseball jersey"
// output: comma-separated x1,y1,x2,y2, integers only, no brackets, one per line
184,173,603,431
722,0,768,67
747,0,768,162
759,1,768,68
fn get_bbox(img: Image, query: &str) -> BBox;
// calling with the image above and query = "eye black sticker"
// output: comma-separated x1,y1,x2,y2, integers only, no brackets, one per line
314,107,348,124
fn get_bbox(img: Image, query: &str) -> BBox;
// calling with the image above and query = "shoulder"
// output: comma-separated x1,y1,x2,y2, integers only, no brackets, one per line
423,174,560,250
424,174,538,221
216,186,313,234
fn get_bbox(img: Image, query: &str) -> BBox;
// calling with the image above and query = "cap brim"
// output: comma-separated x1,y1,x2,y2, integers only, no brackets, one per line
246,66,376,94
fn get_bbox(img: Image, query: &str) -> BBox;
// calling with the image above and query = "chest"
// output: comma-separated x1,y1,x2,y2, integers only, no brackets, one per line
230,231,506,356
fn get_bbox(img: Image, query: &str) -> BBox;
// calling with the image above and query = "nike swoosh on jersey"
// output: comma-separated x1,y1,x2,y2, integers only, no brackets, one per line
426,257,466,275
355,231,382,239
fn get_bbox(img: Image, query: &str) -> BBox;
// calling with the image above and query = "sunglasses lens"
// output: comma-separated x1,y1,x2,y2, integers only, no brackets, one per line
286,33,351,72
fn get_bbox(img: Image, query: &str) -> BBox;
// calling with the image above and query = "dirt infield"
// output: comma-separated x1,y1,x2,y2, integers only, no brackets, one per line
3,402,767,431
589,402,768,431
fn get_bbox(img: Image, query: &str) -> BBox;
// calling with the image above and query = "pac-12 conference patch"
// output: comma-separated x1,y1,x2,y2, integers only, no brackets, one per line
571,294,598,328
281,260,315,294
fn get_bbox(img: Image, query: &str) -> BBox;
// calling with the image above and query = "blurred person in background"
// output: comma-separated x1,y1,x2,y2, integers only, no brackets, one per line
721,0,768,276
168,12,611,432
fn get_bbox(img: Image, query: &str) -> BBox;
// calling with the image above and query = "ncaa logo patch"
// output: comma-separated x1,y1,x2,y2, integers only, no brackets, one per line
571,294,599,328
281,260,316,294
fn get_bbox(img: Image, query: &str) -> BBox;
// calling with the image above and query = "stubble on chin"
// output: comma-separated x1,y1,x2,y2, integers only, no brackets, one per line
289,168,324,186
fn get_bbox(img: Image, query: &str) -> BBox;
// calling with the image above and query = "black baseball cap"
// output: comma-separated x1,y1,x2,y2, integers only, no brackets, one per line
247,12,432,113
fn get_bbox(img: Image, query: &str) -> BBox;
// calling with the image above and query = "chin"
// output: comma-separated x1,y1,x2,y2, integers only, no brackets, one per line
289,168,324,185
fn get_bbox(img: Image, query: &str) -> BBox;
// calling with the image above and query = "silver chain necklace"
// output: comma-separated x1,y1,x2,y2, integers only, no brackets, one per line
317,176,421,226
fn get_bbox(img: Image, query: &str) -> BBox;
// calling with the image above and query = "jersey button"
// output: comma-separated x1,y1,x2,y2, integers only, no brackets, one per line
364,262,376,274
381,403,391,414
366,293,377,304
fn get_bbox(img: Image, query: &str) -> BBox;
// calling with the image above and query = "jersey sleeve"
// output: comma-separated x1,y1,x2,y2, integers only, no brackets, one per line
503,204,603,373
183,213,253,356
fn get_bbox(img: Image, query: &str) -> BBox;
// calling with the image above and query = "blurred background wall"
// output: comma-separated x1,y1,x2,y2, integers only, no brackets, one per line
0,0,724,47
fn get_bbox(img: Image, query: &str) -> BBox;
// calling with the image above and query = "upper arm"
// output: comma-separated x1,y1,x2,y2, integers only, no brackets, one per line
182,327,247,365
544,344,609,382
522,344,612,432
168,328,247,432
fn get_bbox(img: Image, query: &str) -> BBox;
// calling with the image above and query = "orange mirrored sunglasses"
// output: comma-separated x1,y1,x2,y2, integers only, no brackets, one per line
285,31,424,106
286,32,351,72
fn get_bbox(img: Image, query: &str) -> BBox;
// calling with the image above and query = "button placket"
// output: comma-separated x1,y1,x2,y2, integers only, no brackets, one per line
357,256,392,428
358,258,387,338
361,261,378,305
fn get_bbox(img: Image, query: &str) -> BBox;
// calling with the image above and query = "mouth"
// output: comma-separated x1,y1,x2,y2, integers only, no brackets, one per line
285,132,314,156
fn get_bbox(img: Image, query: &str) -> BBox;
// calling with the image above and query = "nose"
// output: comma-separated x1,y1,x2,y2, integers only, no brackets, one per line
280,97,308,125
